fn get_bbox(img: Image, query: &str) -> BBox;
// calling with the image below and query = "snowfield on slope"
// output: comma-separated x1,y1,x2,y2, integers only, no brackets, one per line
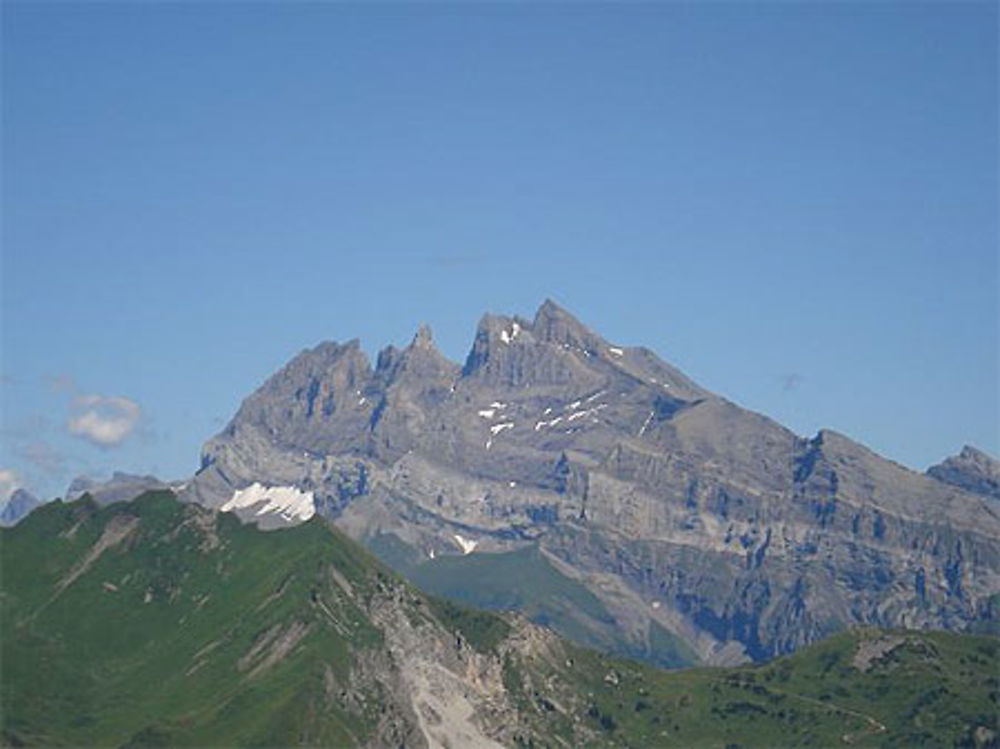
221,483,316,522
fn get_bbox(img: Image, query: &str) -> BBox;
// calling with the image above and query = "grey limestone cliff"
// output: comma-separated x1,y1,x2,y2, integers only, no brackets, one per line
181,300,1000,665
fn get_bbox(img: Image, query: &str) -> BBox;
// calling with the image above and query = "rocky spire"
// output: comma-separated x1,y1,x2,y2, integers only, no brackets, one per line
462,314,515,377
376,324,458,384
412,323,434,349
531,298,605,352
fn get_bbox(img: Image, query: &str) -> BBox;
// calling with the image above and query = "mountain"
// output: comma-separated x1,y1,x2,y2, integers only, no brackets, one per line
66,472,185,506
181,300,1000,666
3,491,997,748
928,446,1000,502
0,488,42,527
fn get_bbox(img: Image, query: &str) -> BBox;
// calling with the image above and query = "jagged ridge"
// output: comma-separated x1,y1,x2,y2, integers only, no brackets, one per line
172,300,1000,666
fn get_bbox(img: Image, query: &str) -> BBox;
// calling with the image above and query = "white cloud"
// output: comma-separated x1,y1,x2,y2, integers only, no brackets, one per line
0,469,21,502
68,394,142,447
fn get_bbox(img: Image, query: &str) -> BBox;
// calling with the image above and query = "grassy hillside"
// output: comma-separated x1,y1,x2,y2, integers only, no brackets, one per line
1,492,391,747
2,493,997,748
511,629,999,748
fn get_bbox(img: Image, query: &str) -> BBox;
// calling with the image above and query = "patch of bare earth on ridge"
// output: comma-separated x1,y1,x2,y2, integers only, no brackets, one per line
55,515,141,596
237,621,312,679
851,633,906,672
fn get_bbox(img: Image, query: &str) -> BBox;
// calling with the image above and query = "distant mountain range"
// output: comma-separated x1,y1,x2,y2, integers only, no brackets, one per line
153,300,1000,666
2,473,185,527
3,490,996,748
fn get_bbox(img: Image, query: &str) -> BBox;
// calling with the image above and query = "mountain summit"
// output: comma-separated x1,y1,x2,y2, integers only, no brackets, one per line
0,488,40,527
928,445,1000,501
179,302,1000,665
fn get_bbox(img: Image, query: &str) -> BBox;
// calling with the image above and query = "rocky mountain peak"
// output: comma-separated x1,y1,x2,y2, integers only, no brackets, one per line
532,298,604,351
376,325,458,385
185,301,1000,667
412,323,435,349
960,445,995,463
928,444,1000,500
464,301,601,370
461,313,526,377
0,488,41,527
461,310,604,388
270,339,372,394
208,338,378,459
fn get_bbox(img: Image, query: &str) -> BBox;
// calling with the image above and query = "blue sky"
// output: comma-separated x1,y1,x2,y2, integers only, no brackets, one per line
2,2,996,501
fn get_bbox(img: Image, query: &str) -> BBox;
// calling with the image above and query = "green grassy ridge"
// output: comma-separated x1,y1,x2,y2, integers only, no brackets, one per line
550,629,999,748
1,493,395,747
2,492,997,748
0,493,548,748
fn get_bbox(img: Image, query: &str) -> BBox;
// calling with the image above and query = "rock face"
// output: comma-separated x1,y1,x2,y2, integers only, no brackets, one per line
928,446,1000,501
0,489,42,527
183,300,1000,664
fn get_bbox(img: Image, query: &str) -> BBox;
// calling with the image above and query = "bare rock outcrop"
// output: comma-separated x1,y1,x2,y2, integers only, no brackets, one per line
180,300,1000,664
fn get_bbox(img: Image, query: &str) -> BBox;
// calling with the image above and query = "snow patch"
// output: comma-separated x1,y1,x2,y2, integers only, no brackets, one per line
221,483,315,522
479,403,507,419
498,322,521,345
566,404,607,422
535,416,563,430
638,410,655,437
609,347,624,356
453,534,478,555
490,422,514,435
